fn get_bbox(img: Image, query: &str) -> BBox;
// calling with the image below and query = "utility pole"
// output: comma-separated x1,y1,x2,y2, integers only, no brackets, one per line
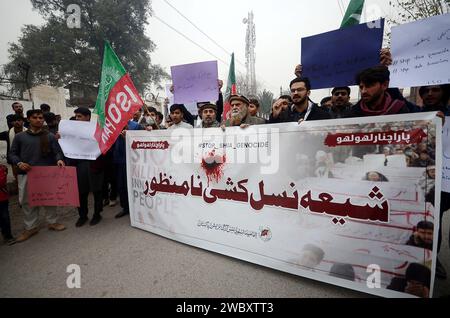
243,11,256,96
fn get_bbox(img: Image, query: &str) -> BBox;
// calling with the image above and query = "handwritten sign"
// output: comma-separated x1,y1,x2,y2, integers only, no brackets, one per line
171,61,218,104
390,13,450,88
301,20,384,89
58,120,101,160
443,116,450,193
27,166,79,207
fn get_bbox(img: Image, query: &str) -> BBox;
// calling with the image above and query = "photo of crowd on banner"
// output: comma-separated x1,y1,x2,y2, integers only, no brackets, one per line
269,118,438,298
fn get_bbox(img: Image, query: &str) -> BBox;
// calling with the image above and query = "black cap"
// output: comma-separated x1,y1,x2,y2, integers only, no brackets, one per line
199,103,217,112
228,94,250,105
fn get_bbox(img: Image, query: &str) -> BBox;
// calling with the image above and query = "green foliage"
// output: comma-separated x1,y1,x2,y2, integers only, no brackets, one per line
257,89,274,115
390,0,450,24
5,0,169,96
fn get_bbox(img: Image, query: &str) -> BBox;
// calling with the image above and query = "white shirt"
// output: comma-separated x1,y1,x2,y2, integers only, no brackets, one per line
167,121,193,130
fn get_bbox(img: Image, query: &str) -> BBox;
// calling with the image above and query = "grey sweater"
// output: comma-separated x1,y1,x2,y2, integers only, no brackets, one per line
9,130,64,174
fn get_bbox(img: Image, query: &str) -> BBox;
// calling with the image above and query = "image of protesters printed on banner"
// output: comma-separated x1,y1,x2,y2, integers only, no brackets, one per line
280,118,438,296
329,263,356,281
363,171,389,182
297,244,325,271
406,220,434,251
387,263,431,298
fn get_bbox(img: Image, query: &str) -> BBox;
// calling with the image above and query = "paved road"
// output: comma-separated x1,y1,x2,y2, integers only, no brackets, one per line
1,194,449,298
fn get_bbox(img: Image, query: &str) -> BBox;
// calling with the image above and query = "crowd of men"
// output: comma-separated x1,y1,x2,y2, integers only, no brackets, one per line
0,49,449,297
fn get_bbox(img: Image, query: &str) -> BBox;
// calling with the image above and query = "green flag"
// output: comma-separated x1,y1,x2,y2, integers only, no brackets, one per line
340,0,365,28
93,41,143,154
94,42,127,127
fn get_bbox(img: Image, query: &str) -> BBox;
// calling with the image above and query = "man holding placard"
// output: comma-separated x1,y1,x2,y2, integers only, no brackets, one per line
9,109,66,243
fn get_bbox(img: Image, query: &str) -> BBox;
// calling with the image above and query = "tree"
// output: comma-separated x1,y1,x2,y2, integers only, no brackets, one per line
257,89,274,115
388,0,449,103
389,0,449,24
236,72,254,97
4,0,169,97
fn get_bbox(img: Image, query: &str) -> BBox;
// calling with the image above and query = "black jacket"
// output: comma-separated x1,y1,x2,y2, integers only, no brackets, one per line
343,88,418,118
269,102,331,123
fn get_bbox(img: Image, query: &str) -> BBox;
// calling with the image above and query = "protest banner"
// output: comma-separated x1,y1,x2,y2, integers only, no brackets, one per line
58,120,101,160
301,19,384,89
27,166,79,207
126,112,441,298
171,61,219,104
389,13,450,88
443,117,450,193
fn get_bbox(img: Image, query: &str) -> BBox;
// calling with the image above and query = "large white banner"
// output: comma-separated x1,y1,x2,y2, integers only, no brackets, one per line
126,113,441,298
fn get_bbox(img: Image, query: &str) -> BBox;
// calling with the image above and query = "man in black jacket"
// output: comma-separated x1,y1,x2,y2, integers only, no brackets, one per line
330,86,353,119
420,84,450,116
69,107,105,227
344,66,414,118
269,77,331,123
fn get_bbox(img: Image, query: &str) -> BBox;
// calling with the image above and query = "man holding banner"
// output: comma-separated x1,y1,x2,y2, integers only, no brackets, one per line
223,95,266,127
344,66,412,118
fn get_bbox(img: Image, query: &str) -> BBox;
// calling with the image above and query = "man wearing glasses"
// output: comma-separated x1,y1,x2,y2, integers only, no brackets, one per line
269,77,331,124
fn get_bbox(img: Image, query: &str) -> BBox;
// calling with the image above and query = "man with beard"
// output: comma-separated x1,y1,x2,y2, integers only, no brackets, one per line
330,87,353,118
43,112,59,134
419,84,450,116
269,77,331,123
200,103,220,128
344,66,413,118
418,85,450,280
6,102,29,129
406,221,433,250
222,95,266,127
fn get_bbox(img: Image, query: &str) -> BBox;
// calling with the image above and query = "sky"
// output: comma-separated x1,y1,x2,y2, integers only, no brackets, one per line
0,0,394,102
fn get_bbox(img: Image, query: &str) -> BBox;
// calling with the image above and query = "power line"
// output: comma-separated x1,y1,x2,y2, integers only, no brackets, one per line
153,14,230,66
161,0,247,68
153,9,276,94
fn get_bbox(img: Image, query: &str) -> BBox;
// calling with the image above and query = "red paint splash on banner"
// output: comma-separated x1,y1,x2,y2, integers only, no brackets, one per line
201,151,226,184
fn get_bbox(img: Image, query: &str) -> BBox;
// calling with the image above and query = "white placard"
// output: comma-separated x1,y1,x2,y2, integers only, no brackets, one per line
58,120,101,160
389,13,450,88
